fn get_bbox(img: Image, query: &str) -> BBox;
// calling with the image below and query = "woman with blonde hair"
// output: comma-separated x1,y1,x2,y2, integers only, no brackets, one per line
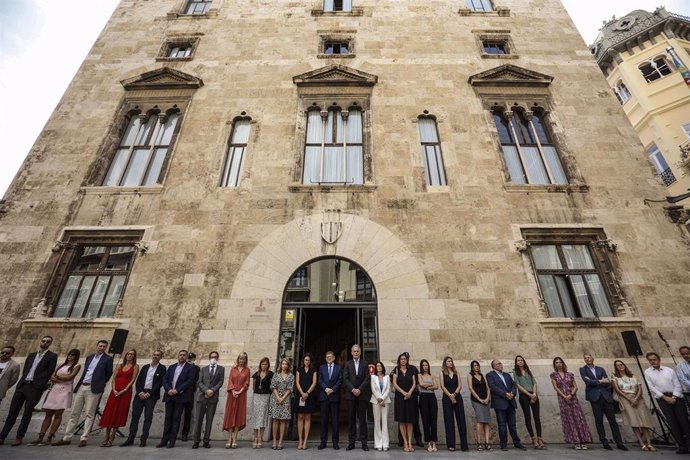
99,350,138,447
223,352,250,448
612,360,654,451
269,358,294,449
440,356,468,451
251,357,273,448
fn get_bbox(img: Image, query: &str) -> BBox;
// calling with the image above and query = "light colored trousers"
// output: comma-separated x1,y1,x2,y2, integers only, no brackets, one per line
62,385,101,441
372,402,389,449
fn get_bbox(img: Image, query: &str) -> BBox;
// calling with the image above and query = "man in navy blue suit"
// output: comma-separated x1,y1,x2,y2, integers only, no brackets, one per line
317,350,342,450
580,353,627,451
156,349,196,449
56,339,113,447
486,359,526,451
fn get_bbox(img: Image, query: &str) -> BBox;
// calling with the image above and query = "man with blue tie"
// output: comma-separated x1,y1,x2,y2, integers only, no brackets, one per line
156,349,196,449
486,359,526,451
318,350,342,450
580,353,627,451
56,339,113,447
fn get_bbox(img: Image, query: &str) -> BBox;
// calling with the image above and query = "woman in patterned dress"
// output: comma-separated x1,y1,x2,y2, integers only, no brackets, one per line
28,349,81,446
550,357,592,450
223,352,250,449
269,358,294,450
100,349,138,447
612,360,654,451
251,357,273,448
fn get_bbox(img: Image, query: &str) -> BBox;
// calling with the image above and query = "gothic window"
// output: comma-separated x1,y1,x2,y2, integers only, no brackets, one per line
466,0,493,12
639,56,673,82
184,0,212,14
103,108,181,187
324,0,351,12
220,117,251,187
492,108,567,185
417,116,447,186
647,143,676,187
303,106,363,184
613,80,631,104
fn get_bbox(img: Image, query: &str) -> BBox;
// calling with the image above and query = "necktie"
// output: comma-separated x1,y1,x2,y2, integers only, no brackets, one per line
210,364,215,377
329,364,333,379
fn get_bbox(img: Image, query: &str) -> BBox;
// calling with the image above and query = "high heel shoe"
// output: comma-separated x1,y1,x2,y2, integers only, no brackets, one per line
27,433,45,446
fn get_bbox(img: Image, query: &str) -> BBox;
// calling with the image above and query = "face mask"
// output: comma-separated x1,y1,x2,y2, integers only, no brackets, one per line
209,358,217,365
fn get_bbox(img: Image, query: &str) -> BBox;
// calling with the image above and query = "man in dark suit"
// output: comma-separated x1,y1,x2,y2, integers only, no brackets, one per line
156,349,196,449
193,351,225,449
180,351,200,442
317,350,342,450
580,353,627,451
121,350,167,447
0,336,57,446
343,344,370,451
55,339,113,447
486,359,526,451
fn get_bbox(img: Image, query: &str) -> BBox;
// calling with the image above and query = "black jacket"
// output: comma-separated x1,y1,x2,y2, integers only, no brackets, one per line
18,350,58,391
135,363,168,400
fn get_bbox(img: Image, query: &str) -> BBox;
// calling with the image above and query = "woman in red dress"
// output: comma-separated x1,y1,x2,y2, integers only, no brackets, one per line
223,352,250,448
99,349,138,447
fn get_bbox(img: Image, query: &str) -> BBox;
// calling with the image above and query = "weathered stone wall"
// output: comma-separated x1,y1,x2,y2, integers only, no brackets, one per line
1,0,689,442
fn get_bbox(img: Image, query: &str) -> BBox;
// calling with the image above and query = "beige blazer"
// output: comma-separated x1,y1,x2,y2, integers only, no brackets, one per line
0,359,20,400
370,374,391,404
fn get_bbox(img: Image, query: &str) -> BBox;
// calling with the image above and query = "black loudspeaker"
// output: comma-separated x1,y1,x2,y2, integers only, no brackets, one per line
109,329,129,355
621,330,642,357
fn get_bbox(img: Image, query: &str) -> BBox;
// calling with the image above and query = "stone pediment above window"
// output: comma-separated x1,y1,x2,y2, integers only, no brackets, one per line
468,64,553,88
120,67,204,91
293,65,378,87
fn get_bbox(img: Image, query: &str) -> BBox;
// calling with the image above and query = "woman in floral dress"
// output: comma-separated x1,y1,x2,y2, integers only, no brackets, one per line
269,358,294,450
550,357,592,450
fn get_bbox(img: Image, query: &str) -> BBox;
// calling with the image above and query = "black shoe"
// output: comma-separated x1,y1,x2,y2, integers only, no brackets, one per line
398,441,404,447
318,444,326,450
346,444,355,451
120,439,134,447
416,441,424,448
603,442,613,450
516,444,527,451
180,435,188,442
139,440,147,447
616,443,628,451
192,442,199,449
362,444,369,451
167,442,176,448
203,442,211,448
333,443,340,450
676,448,689,454
501,445,508,451
155,442,166,448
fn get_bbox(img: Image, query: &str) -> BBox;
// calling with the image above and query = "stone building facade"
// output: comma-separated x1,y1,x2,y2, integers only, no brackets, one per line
1,0,690,442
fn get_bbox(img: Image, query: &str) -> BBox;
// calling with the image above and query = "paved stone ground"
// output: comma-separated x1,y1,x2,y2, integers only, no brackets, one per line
0,440,681,460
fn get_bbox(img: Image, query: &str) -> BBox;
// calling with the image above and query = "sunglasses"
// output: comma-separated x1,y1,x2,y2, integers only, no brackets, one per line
0,351,10,355
41,339,52,344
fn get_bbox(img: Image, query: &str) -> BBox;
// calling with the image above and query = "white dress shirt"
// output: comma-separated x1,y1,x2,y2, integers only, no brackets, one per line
25,350,46,381
644,365,682,399
83,353,103,384
172,363,186,389
675,361,690,393
354,359,360,375
144,364,158,390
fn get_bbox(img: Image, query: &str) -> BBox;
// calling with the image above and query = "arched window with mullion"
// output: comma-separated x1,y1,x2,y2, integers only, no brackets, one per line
417,117,447,186
303,107,363,184
220,118,251,187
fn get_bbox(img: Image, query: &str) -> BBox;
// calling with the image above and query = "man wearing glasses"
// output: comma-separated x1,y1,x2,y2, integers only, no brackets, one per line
0,336,58,446
0,346,20,406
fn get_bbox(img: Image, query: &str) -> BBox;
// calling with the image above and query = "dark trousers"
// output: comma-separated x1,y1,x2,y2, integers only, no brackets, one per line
658,397,690,449
0,384,43,440
442,396,468,450
161,400,186,445
180,401,193,437
127,396,158,441
518,393,542,437
494,405,521,448
194,399,218,443
347,397,368,445
590,396,622,444
398,397,422,445
320,400,340,445
419,393,438,443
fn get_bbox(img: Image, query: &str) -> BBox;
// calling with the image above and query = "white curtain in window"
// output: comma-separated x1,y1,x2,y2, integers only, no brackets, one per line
323,146,344,182
306,111,323,143
570,275,595,317
72,276,95,318
531,245,561,269
85,277,110,318
501,146,526,184
232,120,251,144
347,146,363,184
143,148,167,186
562,245,594,269
54,276,81,317
554,276,577,317
101,276,125,317
347,110,362,143
120,117,140,146
324,0,334,11
543,146,567,184
538,275,565,317
121,149,152,186
103,149,130,186
647,144,671,174
303,146,321,184
418,118,439,143
521,146,549,184
585,274,613,316
222,146,245,187
342,0,352,11
158,114,179,145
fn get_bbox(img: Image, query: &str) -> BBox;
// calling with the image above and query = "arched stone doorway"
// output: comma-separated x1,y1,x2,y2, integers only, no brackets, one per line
277,257,378,369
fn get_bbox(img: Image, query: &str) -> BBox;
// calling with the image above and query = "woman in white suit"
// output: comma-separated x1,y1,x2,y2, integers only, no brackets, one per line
370,361,392,451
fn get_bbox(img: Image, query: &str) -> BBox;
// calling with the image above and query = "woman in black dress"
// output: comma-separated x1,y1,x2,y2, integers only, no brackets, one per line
294,353,317,450
393,353,418,452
